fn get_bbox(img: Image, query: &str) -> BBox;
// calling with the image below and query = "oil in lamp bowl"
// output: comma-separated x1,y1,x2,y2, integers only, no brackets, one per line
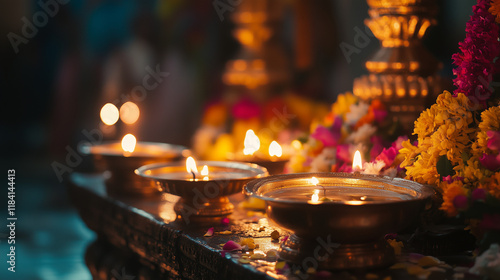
244,172,436,269
80,141,189,196
135,161,268,222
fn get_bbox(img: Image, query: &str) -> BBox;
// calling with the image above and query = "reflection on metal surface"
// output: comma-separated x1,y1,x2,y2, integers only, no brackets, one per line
245,172,435,269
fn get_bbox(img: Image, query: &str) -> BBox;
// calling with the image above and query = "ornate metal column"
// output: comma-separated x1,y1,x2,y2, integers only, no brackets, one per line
354,0,447,132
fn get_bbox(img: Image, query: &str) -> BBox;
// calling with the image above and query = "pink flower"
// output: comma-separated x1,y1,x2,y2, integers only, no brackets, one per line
479,153,500,171
442,176,464,184
375,147,397,167
471,188,487,202
336,144,351,163
373,109,387,123
370,136,385,161
221,217,230,226
453,195,469,211
232,99,261,119
479,214,500,231
311,125,339,147
392,136,408,151
487,131,500,151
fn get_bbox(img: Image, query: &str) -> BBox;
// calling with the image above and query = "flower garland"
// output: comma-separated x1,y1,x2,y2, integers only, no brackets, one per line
288,92,404,176
400,1,500,260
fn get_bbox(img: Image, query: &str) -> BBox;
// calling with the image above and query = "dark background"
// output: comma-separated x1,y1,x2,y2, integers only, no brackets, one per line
0,0,476,279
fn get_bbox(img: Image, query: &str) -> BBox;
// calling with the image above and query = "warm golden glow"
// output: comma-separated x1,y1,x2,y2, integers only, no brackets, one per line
186,156,198,174
291,140,302,150
352,150,363,171
120,101,140,124
121,134,137,153
345,200,364,205
311,189,320,203
201,165,209,181
100,103,119,125
310,176,319,186
268,141,282,157
243,129,260,155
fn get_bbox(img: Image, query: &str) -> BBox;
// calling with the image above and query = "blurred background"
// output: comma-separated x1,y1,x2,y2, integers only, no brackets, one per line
0,0,476,279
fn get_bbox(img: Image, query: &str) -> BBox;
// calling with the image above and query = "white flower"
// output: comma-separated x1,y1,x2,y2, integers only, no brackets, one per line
469,243,500,279
362,160,386,175
345,102,369,126
346,124,377,144
310,148,336,172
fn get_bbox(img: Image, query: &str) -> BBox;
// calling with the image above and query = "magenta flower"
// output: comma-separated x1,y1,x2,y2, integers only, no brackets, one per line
370,136,385,160
471,188,487,202
336,144,351,163
442,175,464,184
232,99,261,119
487,131,500,151
479,153,500,171
453,195,469,211
373,109,387,123
375,147,398,167
311,125,339,147
452,0,500,106
479,214,500,231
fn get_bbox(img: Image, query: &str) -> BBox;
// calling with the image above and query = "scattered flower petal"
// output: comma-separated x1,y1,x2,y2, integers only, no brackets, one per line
221,217,230,226
204,227,214,237
222,240,242,251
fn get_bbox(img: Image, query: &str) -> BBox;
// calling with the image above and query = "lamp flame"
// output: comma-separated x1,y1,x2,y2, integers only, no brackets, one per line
201,165,209,181
269,141,282,157
100,103,119,125
310,177,319,186
186,157,198,174
243,129,260,155
352,150,363,171
121,134,137,153
120,101,140,124
311,189,320,203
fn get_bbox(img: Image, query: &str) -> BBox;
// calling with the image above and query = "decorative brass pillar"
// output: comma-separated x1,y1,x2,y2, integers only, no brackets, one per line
222,0,289,101
354,0,447,132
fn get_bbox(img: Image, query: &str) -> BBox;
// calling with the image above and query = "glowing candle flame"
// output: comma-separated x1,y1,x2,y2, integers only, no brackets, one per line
120,101,140,124
100,103,119,125
310,176,319,186
269,141,282,157
186,157,198,175
352,150,363,171
121,134,137,153
243,129,260,155
201,165,209,181
311,189,320,203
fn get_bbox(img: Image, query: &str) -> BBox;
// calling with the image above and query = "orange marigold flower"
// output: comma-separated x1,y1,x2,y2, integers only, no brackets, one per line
490,0,500,23
440,181,469,217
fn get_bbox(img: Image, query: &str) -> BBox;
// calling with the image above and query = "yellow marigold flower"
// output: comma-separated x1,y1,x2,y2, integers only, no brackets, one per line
479,106,500,132
331,92,358,119
478,171,500,199
490,0,500,23
440,181,469,217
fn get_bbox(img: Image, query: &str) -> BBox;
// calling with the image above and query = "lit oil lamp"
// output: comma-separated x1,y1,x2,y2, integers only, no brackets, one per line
228,129,289,175
80,134,189,196
244,173,435,269
135,157,268,223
